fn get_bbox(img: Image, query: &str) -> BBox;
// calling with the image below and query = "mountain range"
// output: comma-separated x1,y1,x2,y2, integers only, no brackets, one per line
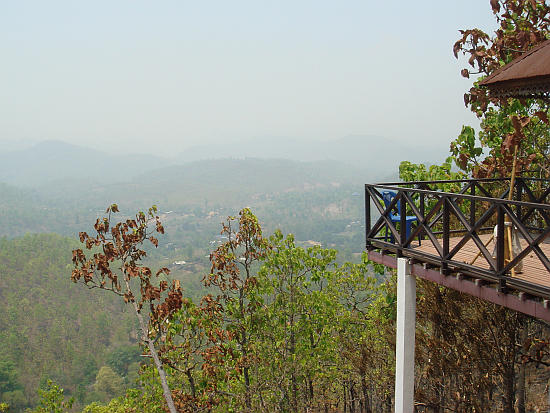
0,140,171,187
0,136,447,189
178,134,445,168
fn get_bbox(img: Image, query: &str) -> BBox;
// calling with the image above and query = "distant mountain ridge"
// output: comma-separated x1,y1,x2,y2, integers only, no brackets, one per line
37,157,382,212
178,134,446,169
0,140,172,187
0,137,437,192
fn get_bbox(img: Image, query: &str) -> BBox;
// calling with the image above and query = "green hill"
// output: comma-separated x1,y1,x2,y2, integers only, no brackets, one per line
0,234,137,410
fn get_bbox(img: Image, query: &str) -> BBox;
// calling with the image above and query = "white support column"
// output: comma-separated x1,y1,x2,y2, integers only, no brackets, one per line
395,257,416,413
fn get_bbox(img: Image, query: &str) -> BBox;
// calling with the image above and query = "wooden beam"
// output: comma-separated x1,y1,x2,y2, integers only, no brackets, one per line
368,250,550,322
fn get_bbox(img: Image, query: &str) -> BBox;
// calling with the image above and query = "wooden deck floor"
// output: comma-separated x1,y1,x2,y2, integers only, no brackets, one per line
414,233,550,288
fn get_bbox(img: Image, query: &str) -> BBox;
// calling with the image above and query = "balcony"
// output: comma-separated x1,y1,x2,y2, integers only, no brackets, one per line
365,177,550,319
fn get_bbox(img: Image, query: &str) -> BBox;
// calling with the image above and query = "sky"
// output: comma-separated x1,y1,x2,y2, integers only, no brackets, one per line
1,1,498,158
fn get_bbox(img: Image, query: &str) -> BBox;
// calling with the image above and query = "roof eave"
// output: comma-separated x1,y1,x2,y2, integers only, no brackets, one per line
482,74,550,100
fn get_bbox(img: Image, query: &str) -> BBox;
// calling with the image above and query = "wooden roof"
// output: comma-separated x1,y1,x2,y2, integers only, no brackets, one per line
479,39,550,99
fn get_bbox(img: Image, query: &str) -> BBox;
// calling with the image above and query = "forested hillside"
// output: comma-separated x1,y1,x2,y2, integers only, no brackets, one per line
0,212,391,412
0,234,138,410
0,156,371,411
14,207,549,413
0,153,375,411
0,139,424,190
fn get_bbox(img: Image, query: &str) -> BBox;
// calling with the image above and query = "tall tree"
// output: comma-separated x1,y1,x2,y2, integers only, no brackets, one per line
71,205,182,413
255,231,340,412
204,208,271,411
157,292,231,412
334,259,395,413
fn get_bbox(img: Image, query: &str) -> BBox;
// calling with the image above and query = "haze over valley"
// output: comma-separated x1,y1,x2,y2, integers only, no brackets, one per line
5,0,541,411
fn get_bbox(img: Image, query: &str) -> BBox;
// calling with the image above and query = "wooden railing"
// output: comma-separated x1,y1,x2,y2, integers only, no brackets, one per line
365,178,550,299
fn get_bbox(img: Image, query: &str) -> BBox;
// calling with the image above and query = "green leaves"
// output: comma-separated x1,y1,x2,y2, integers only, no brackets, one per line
399,158,464,185
450,125,483,171
69,207,404,411
252,230,394,411
30,380,74,413
0,359,21,395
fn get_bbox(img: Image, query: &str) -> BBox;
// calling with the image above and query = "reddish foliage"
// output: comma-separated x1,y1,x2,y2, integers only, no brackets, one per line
453,0,550,177
71,204,182,337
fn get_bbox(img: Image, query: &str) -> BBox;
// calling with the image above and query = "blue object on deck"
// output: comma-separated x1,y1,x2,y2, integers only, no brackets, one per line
382,191,418,244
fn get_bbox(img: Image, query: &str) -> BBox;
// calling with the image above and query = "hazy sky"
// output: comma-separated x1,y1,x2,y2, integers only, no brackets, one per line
1,1,497,157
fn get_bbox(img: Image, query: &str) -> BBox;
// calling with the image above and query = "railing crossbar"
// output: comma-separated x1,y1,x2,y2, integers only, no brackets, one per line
520,183,550,225
371,184,550,210
366,187,401,243
401,192,444,256
365,178,550,299
447,198,497,270
500,204,550,273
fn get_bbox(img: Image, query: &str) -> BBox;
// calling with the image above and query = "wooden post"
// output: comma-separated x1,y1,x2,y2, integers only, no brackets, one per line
505,145,518,277
497,206,505,273
419,183,425,243
400,190,407,248
365,185,371,250
469,235,494,265
470,182,476,228
442,197,449,275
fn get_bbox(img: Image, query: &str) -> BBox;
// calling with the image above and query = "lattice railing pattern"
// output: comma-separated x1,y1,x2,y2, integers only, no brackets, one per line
365,178,550,298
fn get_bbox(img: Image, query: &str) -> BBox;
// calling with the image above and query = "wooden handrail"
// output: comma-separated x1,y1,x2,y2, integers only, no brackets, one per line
365,179,550,299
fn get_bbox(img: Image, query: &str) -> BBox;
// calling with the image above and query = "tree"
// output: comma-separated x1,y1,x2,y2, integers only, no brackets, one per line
0,360,19,397
255,231,340,412
449,4,550,410
106,345,142,377
451,0,550,177
29,380,73,413
92,366,125,402
71,205,182,413
334,258,395,413
0,359,25,412
68,207,407,412
204,208,271,411
157,293,231,412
